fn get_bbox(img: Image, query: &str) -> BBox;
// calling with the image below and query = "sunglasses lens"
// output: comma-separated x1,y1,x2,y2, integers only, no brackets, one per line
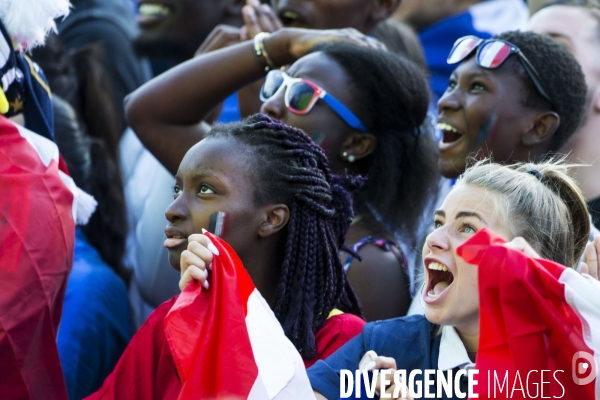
287,82,316,112
261,71,285,99
477,41,512,68
447,37,481,64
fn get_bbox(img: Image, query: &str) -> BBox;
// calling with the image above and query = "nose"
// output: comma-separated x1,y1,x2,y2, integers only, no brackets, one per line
425,225,450,253
437,86,461,115
165,195,188,224
260,91,286,120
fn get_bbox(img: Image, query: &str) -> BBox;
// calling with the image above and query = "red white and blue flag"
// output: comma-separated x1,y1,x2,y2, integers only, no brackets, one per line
164,233,315,400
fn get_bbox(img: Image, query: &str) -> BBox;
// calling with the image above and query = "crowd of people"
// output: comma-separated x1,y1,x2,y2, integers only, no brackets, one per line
2,0,600,399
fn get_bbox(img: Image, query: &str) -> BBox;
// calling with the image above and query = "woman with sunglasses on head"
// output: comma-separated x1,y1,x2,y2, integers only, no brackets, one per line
126,28,440,322
436,30,587,179
308,158,592,399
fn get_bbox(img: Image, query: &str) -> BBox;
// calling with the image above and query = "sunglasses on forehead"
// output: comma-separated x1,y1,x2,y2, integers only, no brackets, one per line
259,70,368,132
447,35,553,107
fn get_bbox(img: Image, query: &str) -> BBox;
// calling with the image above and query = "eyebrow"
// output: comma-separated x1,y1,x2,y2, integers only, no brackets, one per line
455,211,487,224
434,210,487,224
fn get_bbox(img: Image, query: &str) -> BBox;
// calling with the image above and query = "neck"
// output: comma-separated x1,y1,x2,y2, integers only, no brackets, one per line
560,113,600,201
455,321,479,359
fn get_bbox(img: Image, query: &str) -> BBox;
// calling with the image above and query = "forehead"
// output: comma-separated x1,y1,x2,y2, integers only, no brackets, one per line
440,184,511,234
178,137,255,185
528,6,598,50
287,52,350,87
453,56,524,88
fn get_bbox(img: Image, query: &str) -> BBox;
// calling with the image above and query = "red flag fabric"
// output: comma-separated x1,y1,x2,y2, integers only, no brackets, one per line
457,229,599,399
0,116,75,399
164,233,314,399
89,233,314,400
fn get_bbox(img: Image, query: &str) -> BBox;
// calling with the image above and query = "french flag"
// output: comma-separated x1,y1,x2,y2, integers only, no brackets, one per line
0,116,94,399
458,229,600,399
163,233,315,400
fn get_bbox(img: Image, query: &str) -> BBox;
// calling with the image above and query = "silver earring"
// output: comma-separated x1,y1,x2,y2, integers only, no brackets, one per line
348,155,355,163
342,151,348,157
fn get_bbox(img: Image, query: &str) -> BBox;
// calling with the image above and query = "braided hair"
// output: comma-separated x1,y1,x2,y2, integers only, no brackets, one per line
207,114,363,359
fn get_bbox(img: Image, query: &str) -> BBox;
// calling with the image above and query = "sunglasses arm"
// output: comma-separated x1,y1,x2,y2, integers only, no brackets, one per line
320,92,368,132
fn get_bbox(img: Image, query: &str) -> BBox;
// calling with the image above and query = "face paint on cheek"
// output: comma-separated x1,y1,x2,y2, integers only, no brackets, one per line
310,130,326,146
476,112,498,144
208,211,229,237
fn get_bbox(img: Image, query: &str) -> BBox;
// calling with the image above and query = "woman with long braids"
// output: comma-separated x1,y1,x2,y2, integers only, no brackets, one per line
88,114,363,398
126,26,440,321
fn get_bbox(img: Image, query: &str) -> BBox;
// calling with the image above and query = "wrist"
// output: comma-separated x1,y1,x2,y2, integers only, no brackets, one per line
263,29,296,67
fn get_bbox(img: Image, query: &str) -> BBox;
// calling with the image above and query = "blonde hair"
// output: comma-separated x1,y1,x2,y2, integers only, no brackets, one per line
457,159,590,268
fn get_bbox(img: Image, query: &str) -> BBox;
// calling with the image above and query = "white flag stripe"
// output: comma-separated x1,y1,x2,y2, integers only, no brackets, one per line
560,268,600,399
480,41,506,67
15,121,58,167
245,289,315,400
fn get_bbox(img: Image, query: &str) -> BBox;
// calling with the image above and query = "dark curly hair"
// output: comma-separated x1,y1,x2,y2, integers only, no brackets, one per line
206,114,362,359
311,42,440,240
493,31,587,152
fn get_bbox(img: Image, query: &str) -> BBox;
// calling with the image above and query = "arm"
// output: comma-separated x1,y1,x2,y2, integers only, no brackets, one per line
346,245,411,321
125,27,382,174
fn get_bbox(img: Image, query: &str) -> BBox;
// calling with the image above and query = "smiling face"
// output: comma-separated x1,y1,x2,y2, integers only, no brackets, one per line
436,57,546,178
135,0,239,60
422,184,512,333
164,137,265,270
260,52,361,173
271,0,376,32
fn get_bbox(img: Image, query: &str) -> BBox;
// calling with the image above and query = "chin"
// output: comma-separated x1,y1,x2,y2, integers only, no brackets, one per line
0,0,70,50
439,158,465,179
168,249,182,271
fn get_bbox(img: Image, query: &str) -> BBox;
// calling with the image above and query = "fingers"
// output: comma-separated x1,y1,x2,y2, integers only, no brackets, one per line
180,265,209,291
583,235,600,280
195,25,241,56
372,356,397,371
179,233,220,291
503,236,541,258
243,0,282,39
358,350,378,370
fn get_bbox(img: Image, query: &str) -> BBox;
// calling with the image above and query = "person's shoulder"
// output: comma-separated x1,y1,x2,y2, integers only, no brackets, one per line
365,314,432,342
321,313,366,339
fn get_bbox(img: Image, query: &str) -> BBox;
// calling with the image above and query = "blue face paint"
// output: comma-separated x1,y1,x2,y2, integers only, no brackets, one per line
310,131,326,146
477,112,497,143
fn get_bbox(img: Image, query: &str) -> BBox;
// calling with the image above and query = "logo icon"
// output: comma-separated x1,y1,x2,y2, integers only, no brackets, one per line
572,351,598,386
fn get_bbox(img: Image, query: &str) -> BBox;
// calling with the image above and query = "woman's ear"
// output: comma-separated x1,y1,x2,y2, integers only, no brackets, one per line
339,132,377,163
257,204,290,238
521,111,560,146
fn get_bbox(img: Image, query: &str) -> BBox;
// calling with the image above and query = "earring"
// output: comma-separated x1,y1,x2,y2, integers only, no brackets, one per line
348,155,355,163
342,151,348,157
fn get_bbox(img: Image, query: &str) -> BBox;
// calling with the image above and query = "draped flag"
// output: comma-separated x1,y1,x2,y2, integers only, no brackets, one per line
0,116,78,399
163,233,315,400
457,229,600,400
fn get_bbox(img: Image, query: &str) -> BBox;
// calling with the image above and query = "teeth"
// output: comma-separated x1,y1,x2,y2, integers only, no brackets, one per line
436,122,460,133
427,289,438,298
139,3,170,17
428,262,448,271
281,10,299,20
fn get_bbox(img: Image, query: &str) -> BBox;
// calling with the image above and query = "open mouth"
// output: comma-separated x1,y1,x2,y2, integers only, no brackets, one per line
277,9,309,28
437,122,463,145
137,2,172,27
425,261,454,300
